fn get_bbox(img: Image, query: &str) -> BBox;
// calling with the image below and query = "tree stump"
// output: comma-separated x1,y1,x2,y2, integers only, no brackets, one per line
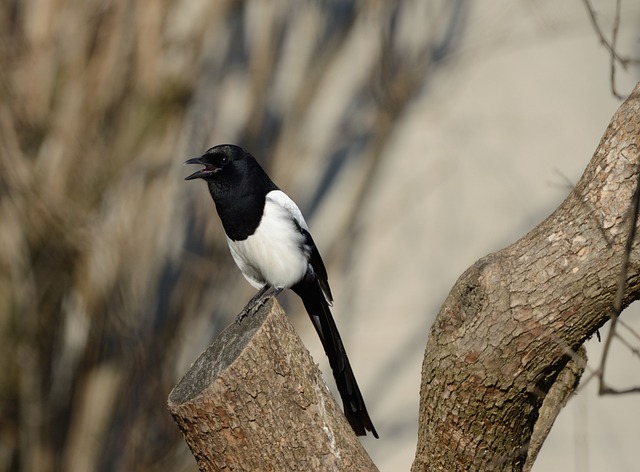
168,299,377,472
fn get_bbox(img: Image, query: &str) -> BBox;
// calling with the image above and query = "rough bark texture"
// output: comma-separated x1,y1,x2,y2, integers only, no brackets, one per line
168,299,377,472
522,346,587,472
412,83,640,471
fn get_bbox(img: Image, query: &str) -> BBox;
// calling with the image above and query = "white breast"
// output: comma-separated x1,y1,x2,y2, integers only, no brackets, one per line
227,190,310,290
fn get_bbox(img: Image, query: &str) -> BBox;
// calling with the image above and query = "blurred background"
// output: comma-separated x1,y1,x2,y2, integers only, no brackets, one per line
1,0,639,471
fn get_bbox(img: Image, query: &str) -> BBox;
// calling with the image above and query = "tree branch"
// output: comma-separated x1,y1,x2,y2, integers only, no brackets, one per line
523,346,587,472
168,299,377,472
412,82,640,471
597,150,640,394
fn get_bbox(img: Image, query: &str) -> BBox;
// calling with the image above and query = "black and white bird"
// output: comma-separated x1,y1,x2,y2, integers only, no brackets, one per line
185,144,378,438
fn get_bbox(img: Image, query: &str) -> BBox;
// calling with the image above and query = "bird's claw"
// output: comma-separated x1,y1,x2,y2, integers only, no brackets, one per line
235,310,249,324
235,298,267,324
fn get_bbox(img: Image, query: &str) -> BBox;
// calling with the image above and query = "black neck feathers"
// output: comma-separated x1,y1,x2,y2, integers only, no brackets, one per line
207,157,278,241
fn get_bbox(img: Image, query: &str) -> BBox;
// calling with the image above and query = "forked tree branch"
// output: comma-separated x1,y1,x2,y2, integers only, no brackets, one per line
412,82,640,471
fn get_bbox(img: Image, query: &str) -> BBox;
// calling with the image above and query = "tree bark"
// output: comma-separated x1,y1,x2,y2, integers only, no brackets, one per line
412,83,640,471
168,299,377,472
522,346,587,472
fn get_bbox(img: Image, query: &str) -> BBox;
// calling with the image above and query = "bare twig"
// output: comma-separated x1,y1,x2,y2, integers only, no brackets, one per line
582,0,630,68
610,0,624,99
582,0,640,99
599,384,640,395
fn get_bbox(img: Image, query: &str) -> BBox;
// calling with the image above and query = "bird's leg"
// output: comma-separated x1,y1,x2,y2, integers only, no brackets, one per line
236,285,270,323
235,286,283,324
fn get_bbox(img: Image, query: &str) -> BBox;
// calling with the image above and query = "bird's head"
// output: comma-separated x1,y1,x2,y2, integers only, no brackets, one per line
184,144,247,181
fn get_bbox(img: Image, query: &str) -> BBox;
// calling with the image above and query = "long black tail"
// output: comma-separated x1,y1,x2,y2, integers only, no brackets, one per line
292,280,378,438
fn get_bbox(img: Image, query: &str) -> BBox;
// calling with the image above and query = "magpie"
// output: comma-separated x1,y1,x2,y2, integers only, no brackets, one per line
185,144,378,438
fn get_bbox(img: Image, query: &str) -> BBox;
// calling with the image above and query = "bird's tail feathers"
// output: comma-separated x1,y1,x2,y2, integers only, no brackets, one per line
292,280,378,438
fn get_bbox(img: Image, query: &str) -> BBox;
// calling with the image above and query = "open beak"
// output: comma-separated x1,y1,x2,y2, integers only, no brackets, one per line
184,156,218,180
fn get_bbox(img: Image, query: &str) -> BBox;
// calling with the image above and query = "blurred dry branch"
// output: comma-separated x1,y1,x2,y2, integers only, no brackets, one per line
0,1,464,471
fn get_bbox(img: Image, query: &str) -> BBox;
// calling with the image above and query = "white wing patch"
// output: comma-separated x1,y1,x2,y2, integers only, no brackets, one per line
266,190,309,232
226,190,310,290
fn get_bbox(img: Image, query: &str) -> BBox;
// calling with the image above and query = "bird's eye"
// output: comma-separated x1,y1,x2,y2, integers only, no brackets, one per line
220,156,229,165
